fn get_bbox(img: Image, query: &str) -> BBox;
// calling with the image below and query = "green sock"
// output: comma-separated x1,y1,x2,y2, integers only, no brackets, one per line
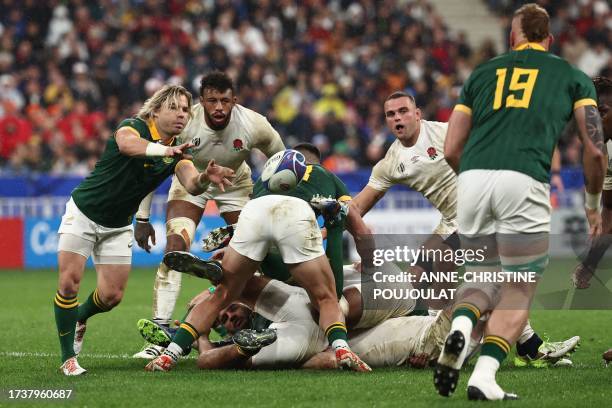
77,288,110,322
173,322,199,351
325,322,348,346
452,302,481,327
54,291,78,363
482,335,510,364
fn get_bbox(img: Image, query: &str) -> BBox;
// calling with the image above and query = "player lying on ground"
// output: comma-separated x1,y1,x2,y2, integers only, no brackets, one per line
132,72,285,359
144,150,371,373
139,262,578,370
54,85,235,376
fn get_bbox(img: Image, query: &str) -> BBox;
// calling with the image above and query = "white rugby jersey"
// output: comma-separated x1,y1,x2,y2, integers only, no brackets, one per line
368,120,457,235
179,103,285,177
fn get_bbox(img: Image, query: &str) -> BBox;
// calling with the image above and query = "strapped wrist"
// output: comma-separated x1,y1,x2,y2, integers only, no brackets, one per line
145,142,168,157
585,191,602,210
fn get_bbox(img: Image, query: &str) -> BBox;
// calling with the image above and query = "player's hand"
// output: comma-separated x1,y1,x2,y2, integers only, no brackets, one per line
134,220,156,253
585,207,603,238
165,142,193,160
205,159,235,192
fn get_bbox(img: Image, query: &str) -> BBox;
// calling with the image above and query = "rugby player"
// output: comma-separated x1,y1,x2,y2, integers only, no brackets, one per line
572,76,612,288
144,150,371,373
437,4,605,400
132,72,285,359
54,85,234,375
352,91,578,369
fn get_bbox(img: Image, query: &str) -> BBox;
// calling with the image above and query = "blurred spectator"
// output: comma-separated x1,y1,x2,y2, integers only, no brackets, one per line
0,0,608,174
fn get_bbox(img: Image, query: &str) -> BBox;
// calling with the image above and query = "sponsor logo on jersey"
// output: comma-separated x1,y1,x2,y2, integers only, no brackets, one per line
233,138,244,151
192,137,201,147
411,156,420,164
427,147,437,160
398,162,406,173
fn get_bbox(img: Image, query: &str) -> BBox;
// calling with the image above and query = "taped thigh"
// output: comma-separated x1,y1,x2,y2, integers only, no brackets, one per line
166,217,197,248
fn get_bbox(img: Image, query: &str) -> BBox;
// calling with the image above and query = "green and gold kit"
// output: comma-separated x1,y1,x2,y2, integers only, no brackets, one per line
456,43,597,182
72,118,180,228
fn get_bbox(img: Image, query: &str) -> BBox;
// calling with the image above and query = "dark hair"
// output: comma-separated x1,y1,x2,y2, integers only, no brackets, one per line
514,3,550,43
594,76,612,98
293,143,321,162
199,71,235,96
385,91,416,105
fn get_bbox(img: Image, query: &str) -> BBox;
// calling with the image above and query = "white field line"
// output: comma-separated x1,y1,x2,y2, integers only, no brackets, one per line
0,351,196,359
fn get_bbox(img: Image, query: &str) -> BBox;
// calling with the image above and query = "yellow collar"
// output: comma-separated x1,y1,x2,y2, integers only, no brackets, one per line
147,120,161,141
513,42,546,51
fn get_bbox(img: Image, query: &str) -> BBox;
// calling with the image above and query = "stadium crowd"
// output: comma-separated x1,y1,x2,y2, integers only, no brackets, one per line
0,0,609,175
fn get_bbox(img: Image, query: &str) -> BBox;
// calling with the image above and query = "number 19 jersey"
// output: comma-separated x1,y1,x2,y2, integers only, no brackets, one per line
456,43,597,183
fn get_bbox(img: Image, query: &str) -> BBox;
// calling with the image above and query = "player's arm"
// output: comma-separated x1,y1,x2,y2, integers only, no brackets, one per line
444,108,472,174
350,186,385,217
550,147,564,192
174,159,235,196
115,127,192,159
574,104,606,236
135,192,156,252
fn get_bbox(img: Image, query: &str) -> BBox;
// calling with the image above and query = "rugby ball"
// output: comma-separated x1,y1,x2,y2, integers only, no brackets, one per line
261,149,307,192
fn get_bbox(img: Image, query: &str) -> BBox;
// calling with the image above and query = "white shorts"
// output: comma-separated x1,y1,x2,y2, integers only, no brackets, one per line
251,280,327,367
167,164,253,213
229,195,324,263
57,198,133,264
457,170,551,235
348,311,450,367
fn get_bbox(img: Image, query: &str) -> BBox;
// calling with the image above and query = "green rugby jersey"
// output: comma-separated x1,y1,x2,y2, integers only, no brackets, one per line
72,118,180,228
456,42,597,182
253,164,352,298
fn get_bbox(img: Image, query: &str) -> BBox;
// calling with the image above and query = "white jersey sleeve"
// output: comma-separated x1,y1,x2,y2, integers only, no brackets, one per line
367,157,397,192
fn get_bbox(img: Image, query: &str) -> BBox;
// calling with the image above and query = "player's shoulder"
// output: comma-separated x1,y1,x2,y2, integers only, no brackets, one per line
117,117,148,136
232,104,267,123
421,119,448,134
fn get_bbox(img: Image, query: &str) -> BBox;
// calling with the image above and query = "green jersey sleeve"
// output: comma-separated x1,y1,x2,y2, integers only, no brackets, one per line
570,68,597,109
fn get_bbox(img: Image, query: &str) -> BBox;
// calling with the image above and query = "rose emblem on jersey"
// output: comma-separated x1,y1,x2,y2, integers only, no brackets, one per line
427,147,437,160
233,138,244,151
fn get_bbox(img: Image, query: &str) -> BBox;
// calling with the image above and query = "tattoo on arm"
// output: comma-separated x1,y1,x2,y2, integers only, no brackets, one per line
585,105,605,152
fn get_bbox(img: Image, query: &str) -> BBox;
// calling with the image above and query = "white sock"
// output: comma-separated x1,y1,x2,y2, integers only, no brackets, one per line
152,264,182,324
332,339,349,351
471,355,499,381
164,342,183,362
450,315,474,342
467,356,508,400
517,320,535,345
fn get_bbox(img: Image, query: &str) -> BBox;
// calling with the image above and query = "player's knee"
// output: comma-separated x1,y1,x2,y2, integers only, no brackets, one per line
58,271,81,296
165,217,196,252
98,288,124,309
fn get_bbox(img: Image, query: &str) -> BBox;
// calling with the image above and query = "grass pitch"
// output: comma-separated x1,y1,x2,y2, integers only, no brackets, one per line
1,261,611,407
